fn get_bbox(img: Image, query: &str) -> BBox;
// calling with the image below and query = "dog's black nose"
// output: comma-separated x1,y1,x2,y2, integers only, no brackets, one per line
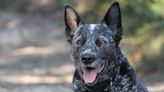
81,53,95,64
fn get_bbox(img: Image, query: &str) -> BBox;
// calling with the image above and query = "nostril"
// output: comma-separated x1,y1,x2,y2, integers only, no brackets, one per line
82,55,94,64
82,56,91,61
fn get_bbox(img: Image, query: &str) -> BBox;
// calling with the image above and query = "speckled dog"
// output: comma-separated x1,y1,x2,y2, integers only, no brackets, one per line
64,2,148,92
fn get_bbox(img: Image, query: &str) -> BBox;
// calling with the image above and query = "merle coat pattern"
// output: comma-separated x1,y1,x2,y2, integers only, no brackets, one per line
64,2,148,92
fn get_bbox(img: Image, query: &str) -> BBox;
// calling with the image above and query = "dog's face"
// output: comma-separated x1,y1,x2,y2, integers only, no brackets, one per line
65,2,122,86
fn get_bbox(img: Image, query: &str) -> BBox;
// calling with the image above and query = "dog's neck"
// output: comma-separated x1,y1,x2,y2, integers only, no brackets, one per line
116,47,123,58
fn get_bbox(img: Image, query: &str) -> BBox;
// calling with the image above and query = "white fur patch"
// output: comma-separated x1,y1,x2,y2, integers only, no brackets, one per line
89,24,97,34
83,49,92,54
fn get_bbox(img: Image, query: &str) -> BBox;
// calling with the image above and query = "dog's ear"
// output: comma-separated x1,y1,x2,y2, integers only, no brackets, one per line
65,5,81,44
102,2,122,46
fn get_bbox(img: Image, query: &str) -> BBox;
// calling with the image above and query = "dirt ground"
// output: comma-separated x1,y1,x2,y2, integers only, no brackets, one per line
0,10,164,92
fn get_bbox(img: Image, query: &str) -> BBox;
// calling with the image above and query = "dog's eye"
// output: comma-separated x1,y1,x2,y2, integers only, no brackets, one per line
76,38,85,45
96,38,108,47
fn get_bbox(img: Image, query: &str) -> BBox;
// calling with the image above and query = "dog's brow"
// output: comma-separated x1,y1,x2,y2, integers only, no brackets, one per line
99,35,109,42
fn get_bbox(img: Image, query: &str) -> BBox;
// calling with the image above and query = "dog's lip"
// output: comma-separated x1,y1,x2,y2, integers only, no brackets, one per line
81,63,105,86
81,63,105,73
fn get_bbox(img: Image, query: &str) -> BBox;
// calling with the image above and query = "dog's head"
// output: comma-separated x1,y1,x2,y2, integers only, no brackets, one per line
64,2,122,86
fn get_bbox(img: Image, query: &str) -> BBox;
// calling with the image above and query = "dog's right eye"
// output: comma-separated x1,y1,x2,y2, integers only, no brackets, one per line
96,38,108,47
76,38,85,45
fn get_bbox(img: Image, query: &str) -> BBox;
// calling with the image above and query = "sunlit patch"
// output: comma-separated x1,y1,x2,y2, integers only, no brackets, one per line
0,74,73,84
8,45,68,56
7,18,20,30
148,83,164,92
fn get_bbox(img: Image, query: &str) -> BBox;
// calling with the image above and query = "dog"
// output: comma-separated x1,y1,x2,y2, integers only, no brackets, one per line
64,2,148,92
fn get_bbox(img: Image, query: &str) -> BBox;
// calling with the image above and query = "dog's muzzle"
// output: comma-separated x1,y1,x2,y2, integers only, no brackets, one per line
80,52,105,86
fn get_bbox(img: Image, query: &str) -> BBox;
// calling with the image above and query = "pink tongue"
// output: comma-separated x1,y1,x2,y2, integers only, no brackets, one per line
83,69,97,84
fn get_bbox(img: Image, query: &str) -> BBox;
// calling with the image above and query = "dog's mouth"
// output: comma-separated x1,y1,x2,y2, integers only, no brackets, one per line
81,63,105,86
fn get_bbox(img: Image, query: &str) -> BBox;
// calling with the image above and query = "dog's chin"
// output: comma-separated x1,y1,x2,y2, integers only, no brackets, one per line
81,63,105,86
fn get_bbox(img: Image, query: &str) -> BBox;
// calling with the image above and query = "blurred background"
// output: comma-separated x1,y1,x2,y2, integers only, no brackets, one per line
0,0,163,92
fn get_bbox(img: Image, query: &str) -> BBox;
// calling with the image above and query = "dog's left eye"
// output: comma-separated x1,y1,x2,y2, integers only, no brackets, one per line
96,38,108,47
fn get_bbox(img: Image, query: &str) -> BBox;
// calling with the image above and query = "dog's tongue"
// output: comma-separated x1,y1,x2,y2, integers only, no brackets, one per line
82,69,97,84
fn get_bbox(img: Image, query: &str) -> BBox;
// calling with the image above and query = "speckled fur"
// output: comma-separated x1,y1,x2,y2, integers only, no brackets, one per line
64,2,148,92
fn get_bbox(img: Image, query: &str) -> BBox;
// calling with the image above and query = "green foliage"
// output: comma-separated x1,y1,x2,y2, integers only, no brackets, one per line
121,0,164,74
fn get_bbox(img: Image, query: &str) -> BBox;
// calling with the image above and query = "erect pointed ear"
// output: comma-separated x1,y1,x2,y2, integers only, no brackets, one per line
102,2,122,46
64,5,81,43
